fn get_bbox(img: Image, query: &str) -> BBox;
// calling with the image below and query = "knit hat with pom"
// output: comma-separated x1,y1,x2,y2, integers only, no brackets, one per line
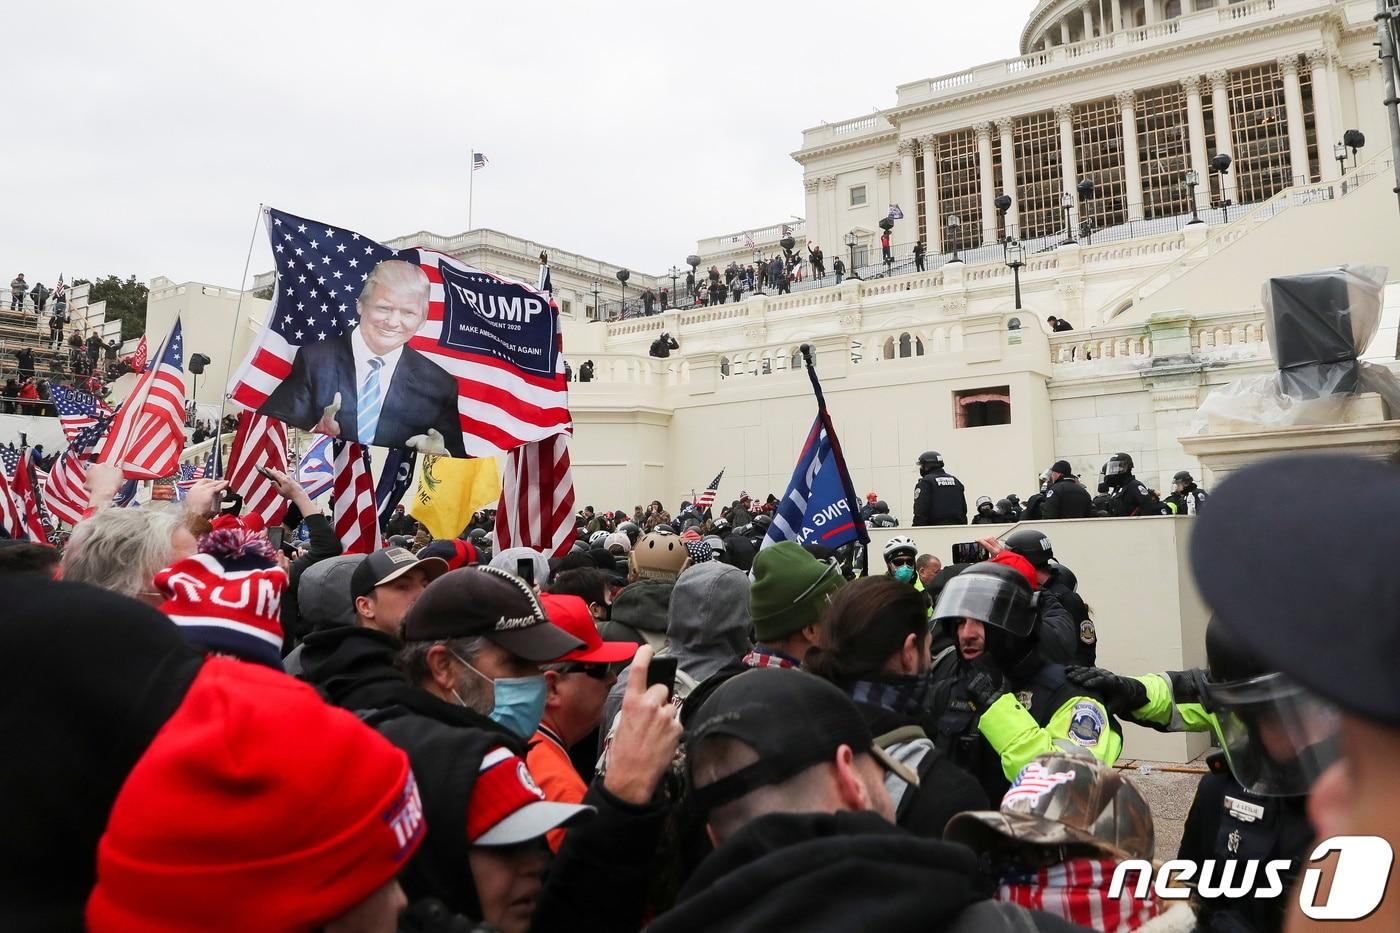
154,524,288,669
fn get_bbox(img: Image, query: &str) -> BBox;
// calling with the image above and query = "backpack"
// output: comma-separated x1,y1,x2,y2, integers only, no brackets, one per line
872,724,936,821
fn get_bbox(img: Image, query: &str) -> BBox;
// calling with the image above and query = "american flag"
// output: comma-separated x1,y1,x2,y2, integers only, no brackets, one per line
495,432,576,559
124,335,149,373
227,207,570,458
0,447,48,542
743,232,756,248
49,384,104,442
888,203,905,220
1001,762,1077,808
693,469,724,512
99,318,186,480
43,415,113,526
174,461,204,499
53,274,66,301
332,440,380,554
472,151,489,171
225,411,290,528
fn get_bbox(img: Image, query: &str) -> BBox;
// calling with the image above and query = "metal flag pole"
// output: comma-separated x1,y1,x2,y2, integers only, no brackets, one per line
212,203,266,479
1378,0,1400,212
469,149,475,231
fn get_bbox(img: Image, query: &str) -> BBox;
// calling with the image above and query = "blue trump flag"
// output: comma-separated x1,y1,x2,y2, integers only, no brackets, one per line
763,346,868,553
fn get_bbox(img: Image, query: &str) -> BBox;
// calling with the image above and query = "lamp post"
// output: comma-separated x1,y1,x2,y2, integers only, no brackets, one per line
667,265,681,302
1076,178,1096,244
1185,169,1203,224
1003,238,1025,310
1334,141,1349,177
1210,152,1233,222
946,215,962,263
589,281,601,320
1343,129,1365,170
843,231,861,280
1059,191,1076,244
616,268,629,318
994,194,1013,242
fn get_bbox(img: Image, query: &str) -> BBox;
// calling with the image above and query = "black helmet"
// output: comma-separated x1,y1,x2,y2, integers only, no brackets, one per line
1106,452,1134,475
868,514,898,528
752,513,773,530
917,450,944,471
873,500,889,514
468,528,488,543
1172,471,1194,485
932,562,1038,667
1205,616,1270,685
1003,528,1054,568
617,520,641,544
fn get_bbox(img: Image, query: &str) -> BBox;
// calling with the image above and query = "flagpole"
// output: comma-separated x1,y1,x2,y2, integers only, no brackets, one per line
799,343,868,545
213,203,266,478
468,150,475,231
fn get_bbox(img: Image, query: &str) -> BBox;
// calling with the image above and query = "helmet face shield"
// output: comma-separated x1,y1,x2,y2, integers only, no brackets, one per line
1203,672,1341,797
932,573,1034,637
1105,458,1131,477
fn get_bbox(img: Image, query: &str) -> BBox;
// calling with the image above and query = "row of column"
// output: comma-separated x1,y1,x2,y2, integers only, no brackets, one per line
888,50,1343,252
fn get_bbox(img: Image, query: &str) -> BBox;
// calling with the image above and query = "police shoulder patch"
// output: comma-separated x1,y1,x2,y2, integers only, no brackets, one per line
1044,489,1054,498
1136,484,1149,495
1067,700,1106,747
1079,619,1097,645
1016,690,1035,709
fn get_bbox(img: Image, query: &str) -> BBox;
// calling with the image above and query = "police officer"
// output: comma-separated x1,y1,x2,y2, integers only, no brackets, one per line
1039,459,1092,519
911,450,967,526
1001,528,1095,666
1102,452,1164,517
970,496,1000,525
718,518,756,572
1162,470,1208,515
649,331,679,358
926,562,1121,803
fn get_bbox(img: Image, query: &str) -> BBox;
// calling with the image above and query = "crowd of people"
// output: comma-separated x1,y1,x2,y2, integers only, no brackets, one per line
2,274,126,416
2,442,1384,932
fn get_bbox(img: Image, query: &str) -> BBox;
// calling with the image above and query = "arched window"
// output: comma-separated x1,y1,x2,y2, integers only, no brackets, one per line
898,333,912,358
761,355,772,375
791,348,803,369
720,356,730,377
1163,0,1182,17
915,337,925,356
882,337,895,360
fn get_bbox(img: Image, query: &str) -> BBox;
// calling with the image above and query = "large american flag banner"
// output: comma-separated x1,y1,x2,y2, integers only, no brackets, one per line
49,384,104,443
0,447,47,541
495,432,576,559
693,469,724,512
224,411,290,528
44,416,113,526
226,207,569,458
99,318,186,480
332,440,380,554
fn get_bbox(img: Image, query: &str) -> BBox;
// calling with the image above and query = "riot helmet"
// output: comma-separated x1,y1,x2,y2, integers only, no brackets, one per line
975,495,995,515
1104,453,1134,488
1172,470,1194,493
1002,528,1054,568
917,450,944,474
932,562,1038,668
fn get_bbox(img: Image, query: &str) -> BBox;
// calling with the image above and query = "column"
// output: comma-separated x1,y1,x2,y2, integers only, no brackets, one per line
899,140,918,238
976,123,997,244
1118,89,1144,220
1276,55,1311,187
1056,103,1078,203
921,137,942,251
876,162,893,217
803,177,821,247
821,176,838,248
1060,18,1071,45
1111,0,1123,32
1353,62,1382,158
1144,0,1159,25
1207,70,1239,205
1082,4,1095,38
998,117,1019,237
1182,75,1212,212
1308,49,1340,181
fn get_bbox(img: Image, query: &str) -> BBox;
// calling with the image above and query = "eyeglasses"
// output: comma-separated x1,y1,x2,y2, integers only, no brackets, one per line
887,555,915,567
555,662,612,680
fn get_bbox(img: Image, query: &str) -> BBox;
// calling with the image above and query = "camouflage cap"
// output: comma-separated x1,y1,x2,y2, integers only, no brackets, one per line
944,754,1154,862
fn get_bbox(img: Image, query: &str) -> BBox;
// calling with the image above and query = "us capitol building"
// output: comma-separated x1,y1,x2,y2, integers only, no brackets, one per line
151,0,1398,525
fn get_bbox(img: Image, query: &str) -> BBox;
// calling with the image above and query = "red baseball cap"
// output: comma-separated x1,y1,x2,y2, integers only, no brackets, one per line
538,593,639,665
468,746,593,845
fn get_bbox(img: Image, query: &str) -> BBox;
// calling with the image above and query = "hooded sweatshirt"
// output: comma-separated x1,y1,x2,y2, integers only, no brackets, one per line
601,577,674,651
281,554,365,676
648,810,1082,933
602,562,752,738
1,575,204,932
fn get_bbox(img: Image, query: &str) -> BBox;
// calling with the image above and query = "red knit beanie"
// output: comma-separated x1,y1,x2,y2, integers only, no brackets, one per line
990,551,1040,591
154,526,287,669
87,659,425,932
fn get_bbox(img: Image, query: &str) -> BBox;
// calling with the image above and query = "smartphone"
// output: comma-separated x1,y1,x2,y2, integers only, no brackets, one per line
951,542,989,564
516,558,535,587
256,465,278,481
646,656,679,701
267,526,284,550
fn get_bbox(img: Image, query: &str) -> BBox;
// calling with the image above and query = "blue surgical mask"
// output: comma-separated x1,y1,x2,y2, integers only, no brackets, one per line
893,565,916,584
452,651,548,738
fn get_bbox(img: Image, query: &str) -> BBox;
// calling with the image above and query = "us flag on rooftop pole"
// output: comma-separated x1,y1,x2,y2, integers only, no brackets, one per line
693,469,724,512
332,440,380,554
99,318,186,480
224,411,289,527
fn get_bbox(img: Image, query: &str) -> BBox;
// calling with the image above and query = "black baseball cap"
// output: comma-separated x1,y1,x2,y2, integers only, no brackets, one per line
349,547,449,601
400,566,583,662
685,667,919,812
1049,459,1072,475
1191,454,1400,726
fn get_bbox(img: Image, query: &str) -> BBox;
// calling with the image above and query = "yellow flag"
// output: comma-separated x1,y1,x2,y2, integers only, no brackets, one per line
409,455,501,540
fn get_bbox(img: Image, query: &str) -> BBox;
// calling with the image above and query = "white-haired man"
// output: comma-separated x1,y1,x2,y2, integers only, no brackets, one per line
262,258,466,455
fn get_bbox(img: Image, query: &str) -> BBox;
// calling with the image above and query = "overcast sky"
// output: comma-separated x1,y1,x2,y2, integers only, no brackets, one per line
4,1,1029,287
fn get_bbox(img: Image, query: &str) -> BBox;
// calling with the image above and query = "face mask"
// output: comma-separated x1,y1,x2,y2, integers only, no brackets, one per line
452,651,548,738
893,565,916,584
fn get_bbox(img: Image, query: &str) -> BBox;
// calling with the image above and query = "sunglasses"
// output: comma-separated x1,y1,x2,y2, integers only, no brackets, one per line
556,662,612,680
887,555,915,567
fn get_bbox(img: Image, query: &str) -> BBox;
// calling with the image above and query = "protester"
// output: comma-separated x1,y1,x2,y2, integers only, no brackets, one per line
744,541,842,669
601,528,689,651
0,539,60,577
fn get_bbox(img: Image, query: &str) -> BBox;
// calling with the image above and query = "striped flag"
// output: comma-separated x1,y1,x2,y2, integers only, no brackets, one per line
472,151,489,171
495,432,576,559
1002,761,1077,808
124,335,149,373
375,447,418,531
53,274,67,302
49,384,104,443
43,414,115,526
296,433,336,500
174,444,219,501
226,208,570,459
0,447,47,541
332,441,380,554
99,319,186,480
693,469,724,512
224,411,290,528
888,203,905,220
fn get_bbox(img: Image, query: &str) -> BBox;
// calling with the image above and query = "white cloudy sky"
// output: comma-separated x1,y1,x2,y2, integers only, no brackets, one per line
4,1,1029,287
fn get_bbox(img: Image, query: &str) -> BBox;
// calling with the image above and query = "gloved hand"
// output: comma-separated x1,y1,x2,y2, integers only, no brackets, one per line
1166,667,1208,705
406,428,450,456
964,655,1007,711
1066,665,1148,715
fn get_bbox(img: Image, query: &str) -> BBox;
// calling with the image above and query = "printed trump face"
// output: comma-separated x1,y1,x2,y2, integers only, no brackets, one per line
356,259,431,357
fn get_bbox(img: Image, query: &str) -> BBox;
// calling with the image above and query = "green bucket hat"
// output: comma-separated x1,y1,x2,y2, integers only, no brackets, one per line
749,541,845,643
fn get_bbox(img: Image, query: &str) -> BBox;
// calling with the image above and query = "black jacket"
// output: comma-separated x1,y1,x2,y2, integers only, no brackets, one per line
1106,477,1165,517
912,470,967,526
648,810,1082,933
261,331,467,456
278,513,341,649
1040,477,1092,519
1040,567,1095,667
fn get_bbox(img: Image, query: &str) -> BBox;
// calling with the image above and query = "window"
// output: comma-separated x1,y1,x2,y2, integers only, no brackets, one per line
560,299,572,316
720,356,730,377
1074,97,1128,231
1136,84,1192,219
954,386,1012,428
1229,63,1295,203
936,128,983,251
849,185,868,207
1013,111,1063,240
